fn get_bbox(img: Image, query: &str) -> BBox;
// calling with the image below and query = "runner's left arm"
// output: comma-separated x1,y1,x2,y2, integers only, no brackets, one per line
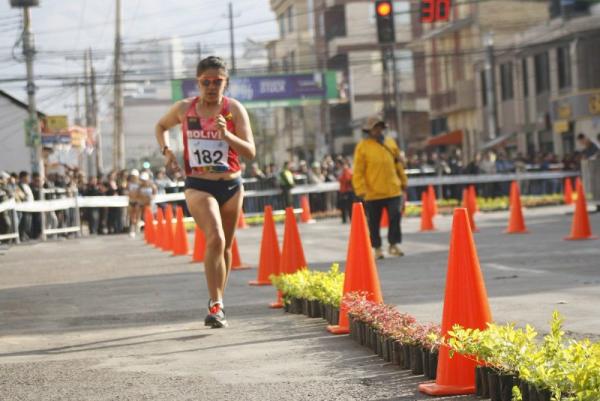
216,99,256,160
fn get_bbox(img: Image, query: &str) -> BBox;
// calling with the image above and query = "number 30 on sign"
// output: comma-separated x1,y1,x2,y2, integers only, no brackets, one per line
421,0,451,23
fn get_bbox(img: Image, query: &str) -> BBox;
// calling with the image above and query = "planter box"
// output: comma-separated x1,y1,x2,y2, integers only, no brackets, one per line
319,303,326,320
487,369,501,401
499,373,516,401
308,300,321,318
422,348,430,378
401,343,411,370
428,350,438,380
290,297,303,314
332,307,340,325
409,345,424,375
383,337,394,362
517,378,530,401
392,340,403,366
301,298,309,316
375,331,383,357
528,383,551,401
475,366,490,398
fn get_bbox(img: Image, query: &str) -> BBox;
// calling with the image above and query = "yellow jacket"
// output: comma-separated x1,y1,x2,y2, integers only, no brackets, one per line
352,136,408,201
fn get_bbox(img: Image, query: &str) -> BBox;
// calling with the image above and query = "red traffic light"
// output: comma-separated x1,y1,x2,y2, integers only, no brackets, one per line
376,1,392,17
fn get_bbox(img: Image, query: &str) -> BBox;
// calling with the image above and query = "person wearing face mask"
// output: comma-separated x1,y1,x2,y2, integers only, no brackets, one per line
352,115,408,260
155,56,255,329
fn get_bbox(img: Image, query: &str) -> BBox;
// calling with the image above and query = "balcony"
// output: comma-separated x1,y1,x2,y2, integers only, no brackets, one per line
429,80,476,114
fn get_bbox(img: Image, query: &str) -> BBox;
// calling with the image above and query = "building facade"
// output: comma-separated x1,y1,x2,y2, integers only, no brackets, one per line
0,90,45,173
417,0,548,162
474,9,600,158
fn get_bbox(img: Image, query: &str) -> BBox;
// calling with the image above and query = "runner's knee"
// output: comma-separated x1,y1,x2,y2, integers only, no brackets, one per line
206,230,226,253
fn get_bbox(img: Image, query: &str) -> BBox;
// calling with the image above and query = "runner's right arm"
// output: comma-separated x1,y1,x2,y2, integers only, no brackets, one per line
155,101,186,173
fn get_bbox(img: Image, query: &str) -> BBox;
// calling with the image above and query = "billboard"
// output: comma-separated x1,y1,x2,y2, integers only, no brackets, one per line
171,71,342,108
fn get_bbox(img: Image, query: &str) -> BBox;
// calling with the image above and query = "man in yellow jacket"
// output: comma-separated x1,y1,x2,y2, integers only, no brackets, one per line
352,115,408,259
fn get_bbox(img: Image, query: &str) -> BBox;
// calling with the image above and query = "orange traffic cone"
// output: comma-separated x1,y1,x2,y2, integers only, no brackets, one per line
270,207,307,308
380,207,389,228
428,185,438,216
192,226,206,263
231,237,251,270
565,180,598,241
172,206,189,256
300,195,315,223
163,204,175,252
418,208,492,396
505,181,528,234
564,178,574,205
468,185,479,212
466,186,478,232
461,187,468,209
328,202,383,334
143,206,155,245
155,208,165,250
238,210,248,229
249,205,280,286
420,191,435,231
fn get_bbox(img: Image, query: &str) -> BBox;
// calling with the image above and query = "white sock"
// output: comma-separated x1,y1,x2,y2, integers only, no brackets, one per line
210,299,223,308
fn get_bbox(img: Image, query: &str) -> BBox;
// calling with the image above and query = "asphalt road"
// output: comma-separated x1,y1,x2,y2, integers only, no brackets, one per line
0,205,598,400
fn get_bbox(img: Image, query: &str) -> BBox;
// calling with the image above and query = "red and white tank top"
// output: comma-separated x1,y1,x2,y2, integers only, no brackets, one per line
182,96,241,175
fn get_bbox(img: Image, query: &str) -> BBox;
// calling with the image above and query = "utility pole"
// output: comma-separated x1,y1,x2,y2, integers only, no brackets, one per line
484,32,498,140
89,48,102,175
10,0,45,239
390,48,405,151
228,2,236,74
74,79,81,125
113,0,125,170
83,50,93,176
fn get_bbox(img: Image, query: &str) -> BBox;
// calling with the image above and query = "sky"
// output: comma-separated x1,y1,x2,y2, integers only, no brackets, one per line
0,0,278,119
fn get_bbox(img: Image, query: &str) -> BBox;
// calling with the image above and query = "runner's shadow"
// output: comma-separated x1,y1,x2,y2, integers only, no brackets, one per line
0,329,208,358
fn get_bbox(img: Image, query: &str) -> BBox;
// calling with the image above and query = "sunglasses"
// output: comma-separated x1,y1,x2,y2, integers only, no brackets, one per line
198,78,226,87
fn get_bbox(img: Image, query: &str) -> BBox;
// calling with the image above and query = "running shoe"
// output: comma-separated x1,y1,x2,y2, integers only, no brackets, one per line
388,244,404,257
204,302,228,328
374,247,384,260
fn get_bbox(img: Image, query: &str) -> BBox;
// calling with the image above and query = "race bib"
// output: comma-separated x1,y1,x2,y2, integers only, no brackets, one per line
188,137,230,171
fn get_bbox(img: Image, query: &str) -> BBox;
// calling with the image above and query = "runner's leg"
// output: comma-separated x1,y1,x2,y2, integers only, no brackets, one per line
219,187,244,290
185,189,225,303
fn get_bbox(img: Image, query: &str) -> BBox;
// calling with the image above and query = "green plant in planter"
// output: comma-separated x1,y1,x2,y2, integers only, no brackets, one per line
269,264,344,307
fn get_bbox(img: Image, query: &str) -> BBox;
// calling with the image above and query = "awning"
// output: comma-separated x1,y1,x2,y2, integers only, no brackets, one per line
479,132,517,151
426,130,463,147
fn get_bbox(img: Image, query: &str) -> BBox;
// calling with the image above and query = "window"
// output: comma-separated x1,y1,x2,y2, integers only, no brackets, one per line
500,62,514,101
480,70,487,106
557,46,572,89
278,14,285,38
522,58,528,98
534,52,550,94
287,6,294,33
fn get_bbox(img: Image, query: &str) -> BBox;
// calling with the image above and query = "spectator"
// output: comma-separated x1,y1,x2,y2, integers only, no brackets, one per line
336,158,353,224
278,161,295,208
353,115,407,259
577,133,598,160
17,171,34,240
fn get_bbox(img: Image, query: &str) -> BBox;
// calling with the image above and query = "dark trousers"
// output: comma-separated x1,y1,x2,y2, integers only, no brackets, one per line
338,192,354,223
365,196,402,249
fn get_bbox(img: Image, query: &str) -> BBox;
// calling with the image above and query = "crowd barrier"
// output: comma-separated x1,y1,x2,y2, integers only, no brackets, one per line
0,171,581,243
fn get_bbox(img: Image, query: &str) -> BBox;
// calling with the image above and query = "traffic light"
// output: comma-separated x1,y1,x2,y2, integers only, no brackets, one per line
421,0,451,23
375,0,395,44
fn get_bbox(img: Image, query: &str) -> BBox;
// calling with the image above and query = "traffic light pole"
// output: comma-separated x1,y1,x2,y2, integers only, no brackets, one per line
390,47,405,151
